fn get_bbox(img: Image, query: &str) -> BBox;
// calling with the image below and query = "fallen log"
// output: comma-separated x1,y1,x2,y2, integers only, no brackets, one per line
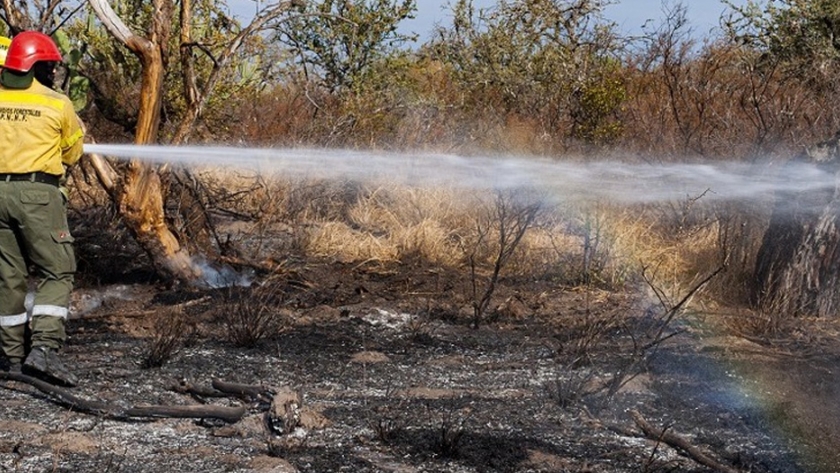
629,410,742,473
121,404,245,423
0,372,246,423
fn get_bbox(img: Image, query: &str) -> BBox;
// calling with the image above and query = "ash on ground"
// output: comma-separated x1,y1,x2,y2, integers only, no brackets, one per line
0,260,833,473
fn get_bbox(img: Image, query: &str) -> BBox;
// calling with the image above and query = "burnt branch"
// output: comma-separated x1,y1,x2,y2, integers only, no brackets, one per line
641,262,726,351
0,372,246,423
170,379,276,405
630,410,743,473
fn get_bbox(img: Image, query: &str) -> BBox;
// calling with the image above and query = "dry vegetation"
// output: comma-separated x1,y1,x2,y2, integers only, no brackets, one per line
70,0,840,320
9,0,840,471
114,0,840,328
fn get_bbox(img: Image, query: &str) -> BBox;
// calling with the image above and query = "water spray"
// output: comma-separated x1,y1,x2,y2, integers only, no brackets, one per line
84,144,829,208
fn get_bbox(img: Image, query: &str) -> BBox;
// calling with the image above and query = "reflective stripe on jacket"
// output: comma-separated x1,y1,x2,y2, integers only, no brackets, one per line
0,80,84,175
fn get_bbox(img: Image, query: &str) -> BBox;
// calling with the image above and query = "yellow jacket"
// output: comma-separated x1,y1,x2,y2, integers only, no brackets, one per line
0,79,84,176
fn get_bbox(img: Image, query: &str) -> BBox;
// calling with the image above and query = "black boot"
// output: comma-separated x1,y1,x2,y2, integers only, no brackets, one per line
23,347,78,387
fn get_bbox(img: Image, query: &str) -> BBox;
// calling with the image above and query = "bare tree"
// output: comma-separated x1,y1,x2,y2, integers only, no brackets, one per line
465,190,542,329
80,0,301,282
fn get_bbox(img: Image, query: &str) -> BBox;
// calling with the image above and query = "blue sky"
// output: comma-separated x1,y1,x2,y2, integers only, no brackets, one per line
401,0,756,39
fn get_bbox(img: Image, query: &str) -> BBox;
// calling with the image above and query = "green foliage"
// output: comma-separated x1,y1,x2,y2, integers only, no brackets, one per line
276,0,417,93
65,11,145,131
724,0,840,72
64,0,275,139
330,50,428,142
53,29,91,112
570,58,625,143
430,0,626,145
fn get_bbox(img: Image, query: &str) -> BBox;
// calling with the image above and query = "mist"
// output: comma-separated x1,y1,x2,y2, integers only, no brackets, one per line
84,143,832,210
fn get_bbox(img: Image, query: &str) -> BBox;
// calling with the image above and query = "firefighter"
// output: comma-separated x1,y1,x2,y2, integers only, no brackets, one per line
0,31,84,386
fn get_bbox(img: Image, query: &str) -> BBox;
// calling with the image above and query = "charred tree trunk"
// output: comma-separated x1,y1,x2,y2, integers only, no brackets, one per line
754,133,840,317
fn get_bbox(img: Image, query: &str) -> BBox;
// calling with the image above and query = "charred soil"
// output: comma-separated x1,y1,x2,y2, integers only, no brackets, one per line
0,257,837,473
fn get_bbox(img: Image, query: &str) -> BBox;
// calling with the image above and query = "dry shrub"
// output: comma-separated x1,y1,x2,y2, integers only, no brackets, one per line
552,289,629,365
550,367,598,409
191,170,367,225
721,308,787,339
141,308,194,369
223,82,324,145
280,179,367,223
215,284,288,347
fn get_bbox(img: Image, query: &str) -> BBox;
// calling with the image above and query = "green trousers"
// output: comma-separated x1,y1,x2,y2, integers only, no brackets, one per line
0,180,74,360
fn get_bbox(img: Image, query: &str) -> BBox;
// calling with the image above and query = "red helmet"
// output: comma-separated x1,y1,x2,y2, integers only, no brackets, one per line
4,31,62,73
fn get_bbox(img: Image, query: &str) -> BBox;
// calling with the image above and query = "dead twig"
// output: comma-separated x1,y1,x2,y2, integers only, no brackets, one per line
642,263,726,351
629,410,742,473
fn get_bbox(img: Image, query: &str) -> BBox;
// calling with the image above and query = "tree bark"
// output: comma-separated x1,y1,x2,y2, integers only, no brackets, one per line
754,132,840,316
88,0,203,282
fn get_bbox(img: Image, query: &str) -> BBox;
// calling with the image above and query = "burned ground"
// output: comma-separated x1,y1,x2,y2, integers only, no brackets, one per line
0,252,837,473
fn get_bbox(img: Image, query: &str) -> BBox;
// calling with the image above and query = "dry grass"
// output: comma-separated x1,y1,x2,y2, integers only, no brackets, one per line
307,221,401,263
292,181,730,312
192,165,735,300
720,308,788,339
305,185,475,266
70,158,738,312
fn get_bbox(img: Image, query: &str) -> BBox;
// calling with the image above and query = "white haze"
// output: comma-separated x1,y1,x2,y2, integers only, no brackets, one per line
84,144,830,208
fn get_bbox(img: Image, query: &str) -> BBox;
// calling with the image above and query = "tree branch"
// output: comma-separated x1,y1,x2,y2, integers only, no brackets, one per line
0,372,246,423
630,410,743,473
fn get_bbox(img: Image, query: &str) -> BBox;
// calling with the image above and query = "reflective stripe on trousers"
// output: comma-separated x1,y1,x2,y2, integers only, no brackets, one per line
31,304,68,318
0,312,27,326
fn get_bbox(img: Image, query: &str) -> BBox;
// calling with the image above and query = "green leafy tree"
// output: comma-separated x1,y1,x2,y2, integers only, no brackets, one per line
430,0,625,145
276,0,417,93
724,0,840,80
67,0,282,141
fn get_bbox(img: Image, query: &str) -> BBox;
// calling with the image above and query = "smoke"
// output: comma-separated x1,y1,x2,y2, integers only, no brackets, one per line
193,257,254,288
85,144,833,211
67,285,148,319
